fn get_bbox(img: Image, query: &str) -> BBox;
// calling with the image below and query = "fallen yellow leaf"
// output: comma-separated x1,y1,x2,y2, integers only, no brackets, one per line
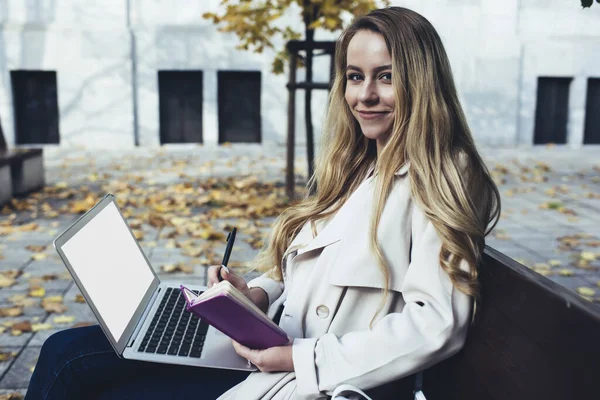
558,269,574,277
577,287,596,297
0,275,16,288
0,351,16,362
41,296,67,313
53,315,76,324
581,252,596,261
32,323,53,332
0,307,23,317
31,253,47,261
29,287,46,298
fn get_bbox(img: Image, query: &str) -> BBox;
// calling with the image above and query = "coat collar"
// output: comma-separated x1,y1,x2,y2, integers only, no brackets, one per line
282,161,409,261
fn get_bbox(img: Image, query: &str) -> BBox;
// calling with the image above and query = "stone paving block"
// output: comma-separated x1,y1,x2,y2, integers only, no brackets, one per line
0,317,34,347
0,260,30,271
0,250,34,268
0,348,22,384
0,346,40,390
0,301,45,319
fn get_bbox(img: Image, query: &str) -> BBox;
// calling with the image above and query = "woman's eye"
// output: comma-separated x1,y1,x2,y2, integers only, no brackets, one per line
347,74,362,81
380,73,392,81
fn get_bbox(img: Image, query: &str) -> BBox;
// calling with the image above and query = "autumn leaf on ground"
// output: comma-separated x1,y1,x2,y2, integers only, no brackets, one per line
32,323,53,332
0,307,23,317
68,194,99,214
8,294,38,307
581,252,597,261
75,294,86,303
0,351,16,362
29,286,46,298
0,275,16,288
25,245,47,253
577,287,596,297
198,229,226,241
0,392,24,400
41,296,67,313
548,260,562,267
246,238,263,249
11,321,32,333
558,269,574,277
53,315,76,325
183,247,203,257
31,253,48,261
161,263,194,274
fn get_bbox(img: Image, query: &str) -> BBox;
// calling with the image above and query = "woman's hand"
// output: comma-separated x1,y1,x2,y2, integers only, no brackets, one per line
232,341,294,373
207,265,269,313
207,265,250,295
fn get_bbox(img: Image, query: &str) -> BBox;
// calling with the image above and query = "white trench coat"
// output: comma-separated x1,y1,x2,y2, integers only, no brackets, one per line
218,164,472,400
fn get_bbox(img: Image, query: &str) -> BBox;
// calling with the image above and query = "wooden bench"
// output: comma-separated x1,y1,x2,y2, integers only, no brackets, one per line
422,246,600,399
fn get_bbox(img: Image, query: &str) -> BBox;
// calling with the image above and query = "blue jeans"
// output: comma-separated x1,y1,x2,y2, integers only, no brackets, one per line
25,325,249,400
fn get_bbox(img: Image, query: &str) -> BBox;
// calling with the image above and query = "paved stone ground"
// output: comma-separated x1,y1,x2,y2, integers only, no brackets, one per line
0,144,598,396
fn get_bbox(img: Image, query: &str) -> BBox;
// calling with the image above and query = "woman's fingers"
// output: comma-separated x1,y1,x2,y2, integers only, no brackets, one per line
207,265,222,287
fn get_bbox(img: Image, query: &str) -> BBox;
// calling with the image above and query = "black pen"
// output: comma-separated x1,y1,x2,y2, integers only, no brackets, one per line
218,227,237,281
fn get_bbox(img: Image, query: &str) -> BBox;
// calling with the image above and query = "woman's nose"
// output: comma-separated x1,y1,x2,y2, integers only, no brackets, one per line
358,80,378,103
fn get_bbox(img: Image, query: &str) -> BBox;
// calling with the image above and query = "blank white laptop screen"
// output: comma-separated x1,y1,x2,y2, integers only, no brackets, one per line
61,202,155,342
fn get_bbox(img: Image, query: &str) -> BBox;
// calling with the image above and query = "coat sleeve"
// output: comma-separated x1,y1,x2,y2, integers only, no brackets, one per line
247,272,285,308
291,202,473,397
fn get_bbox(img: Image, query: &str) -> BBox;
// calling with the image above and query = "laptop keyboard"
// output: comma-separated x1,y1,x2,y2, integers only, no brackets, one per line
138,287,208,358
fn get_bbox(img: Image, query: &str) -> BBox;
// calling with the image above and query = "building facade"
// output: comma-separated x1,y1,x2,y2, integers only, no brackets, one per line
0,0,599,149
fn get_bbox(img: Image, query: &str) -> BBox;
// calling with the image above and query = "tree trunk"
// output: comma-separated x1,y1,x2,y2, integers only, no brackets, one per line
303,2,318,192
305,28,315,183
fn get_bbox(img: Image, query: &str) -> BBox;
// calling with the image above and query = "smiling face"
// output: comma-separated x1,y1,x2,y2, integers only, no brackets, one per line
344,30,395,155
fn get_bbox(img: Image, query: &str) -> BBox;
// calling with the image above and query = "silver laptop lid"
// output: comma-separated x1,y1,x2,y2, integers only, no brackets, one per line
53,194,160,355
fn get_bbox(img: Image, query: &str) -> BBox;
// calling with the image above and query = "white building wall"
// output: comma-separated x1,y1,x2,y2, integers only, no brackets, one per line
0,0,599,149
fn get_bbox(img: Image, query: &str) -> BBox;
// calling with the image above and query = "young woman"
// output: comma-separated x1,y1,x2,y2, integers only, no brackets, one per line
25,6,500,400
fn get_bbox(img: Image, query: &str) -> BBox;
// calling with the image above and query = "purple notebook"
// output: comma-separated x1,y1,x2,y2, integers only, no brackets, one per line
180,283,289,350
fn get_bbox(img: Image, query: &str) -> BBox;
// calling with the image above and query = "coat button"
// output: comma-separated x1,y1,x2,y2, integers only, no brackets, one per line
316,305,329,319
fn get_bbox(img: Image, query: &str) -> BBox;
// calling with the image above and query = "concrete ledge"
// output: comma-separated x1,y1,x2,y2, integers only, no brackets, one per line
11,152,45,196
0,164,12,206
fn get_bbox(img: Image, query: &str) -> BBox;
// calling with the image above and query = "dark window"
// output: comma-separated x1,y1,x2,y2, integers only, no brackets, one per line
158,71,203,144
533,77,572,145
218,71,261,143
11,70,60,144
584,78,600,144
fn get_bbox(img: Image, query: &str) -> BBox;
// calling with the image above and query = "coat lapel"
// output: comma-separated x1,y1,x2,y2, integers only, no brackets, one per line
328,169,412,292
292,176,374,257
283,162,412,291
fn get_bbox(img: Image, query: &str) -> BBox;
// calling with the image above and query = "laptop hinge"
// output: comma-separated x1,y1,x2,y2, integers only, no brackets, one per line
127,286,162,348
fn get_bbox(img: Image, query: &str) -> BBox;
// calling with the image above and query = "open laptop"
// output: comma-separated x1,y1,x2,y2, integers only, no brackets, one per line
53,193,255,371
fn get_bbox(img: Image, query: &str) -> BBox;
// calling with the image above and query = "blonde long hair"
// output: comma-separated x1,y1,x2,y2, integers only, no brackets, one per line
253,7,501,315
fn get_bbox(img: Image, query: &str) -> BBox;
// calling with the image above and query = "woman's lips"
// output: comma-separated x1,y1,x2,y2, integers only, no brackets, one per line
358,111,389,120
